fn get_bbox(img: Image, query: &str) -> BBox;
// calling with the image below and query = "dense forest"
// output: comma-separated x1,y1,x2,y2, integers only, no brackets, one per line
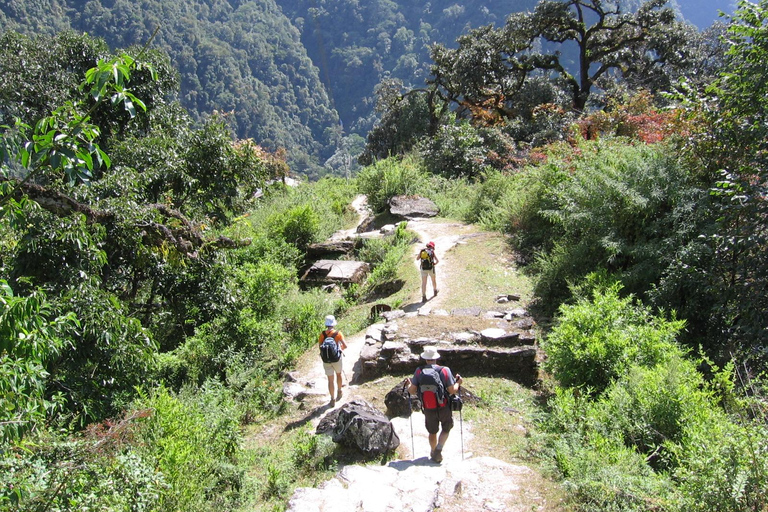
2,0,766,511
0,0,731,175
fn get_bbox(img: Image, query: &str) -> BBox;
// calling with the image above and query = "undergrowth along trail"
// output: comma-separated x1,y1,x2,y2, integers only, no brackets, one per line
244,210,567,511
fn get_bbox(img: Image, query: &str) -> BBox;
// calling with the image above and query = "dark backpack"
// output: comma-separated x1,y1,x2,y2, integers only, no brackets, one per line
319,330,342,363
419,249,434,270
416,365,448,409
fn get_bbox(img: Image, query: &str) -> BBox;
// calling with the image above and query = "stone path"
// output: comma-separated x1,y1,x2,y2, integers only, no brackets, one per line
286,456,541,512
283,198,554,512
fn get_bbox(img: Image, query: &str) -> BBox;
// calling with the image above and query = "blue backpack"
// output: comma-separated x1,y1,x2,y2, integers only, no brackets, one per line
320,330,342,363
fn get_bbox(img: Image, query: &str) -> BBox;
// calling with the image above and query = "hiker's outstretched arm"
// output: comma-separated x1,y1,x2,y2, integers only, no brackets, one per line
447,374,462,395
406,378,417,395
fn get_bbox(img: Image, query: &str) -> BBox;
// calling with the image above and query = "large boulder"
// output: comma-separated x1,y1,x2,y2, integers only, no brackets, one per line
384,379,420,416
317,399,400,457
305,239,357,259
388,195,439,219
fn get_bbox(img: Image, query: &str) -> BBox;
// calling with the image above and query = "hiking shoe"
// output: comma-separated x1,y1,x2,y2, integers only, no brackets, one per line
329,398,335,407
336,390,343,401
431,447,442,463
422,295,427,302
434,289,439,296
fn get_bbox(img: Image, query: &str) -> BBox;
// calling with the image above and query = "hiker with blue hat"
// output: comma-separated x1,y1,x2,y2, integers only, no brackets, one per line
318,315,347,406
406,346,463,463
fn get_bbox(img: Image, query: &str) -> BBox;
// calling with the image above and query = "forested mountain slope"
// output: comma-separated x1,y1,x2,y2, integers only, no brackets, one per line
0,0,731,176
276,0,732,134
0,0,340,175
275,0,539,133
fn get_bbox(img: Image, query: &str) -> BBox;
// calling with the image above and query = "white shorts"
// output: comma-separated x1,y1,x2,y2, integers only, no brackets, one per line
420,268,435,277
323,360,343,376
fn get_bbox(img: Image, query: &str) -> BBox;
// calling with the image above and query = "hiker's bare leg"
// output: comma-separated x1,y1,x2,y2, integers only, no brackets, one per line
336,373,343,399
421,273,428,298
431,273,438,295
428,433,438,451
437,430,450,449
327,374,335,398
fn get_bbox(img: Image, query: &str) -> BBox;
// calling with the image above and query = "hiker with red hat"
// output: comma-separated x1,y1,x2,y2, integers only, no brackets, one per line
416,241,439,302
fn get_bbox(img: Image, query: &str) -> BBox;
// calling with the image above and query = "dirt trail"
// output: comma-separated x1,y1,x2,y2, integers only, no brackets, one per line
300,213,475,460
406,217,481,311
284,197,560,512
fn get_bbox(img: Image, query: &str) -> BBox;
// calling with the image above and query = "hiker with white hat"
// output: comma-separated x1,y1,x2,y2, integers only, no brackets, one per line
407,346,463,463
318,315,347,406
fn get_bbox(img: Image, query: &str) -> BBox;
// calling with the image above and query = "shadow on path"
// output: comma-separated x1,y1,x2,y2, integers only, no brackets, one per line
387,457,438,471
283,402,334,432
402,300,428,313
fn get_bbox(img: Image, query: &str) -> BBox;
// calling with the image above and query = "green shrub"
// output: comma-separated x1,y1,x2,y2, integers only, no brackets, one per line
133,384,244,512
53,282,159,427
231,232,302,271
176,314,281,384
267,204,320,251
541,389,679,512
359,229,412,299
515,139,704,315
234,260,295,320
504,156,570,263
429,174,475,220
0,283,77,443
355,155,430,213
0,429,167,512
542,281,685,394
673,415,768,511
597,355,716,471
464,169,516,229
356,224,411,266
225,355,286,420
539,287,768,511
290,428,336,473
277,287,337,351
543,363,768,511
237,178,356,253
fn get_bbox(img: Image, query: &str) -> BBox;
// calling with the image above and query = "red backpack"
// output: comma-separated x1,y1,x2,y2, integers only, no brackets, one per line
415,365,448,409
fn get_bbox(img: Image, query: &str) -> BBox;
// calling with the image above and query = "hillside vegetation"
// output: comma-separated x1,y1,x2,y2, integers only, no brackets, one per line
1,0,767,511
0,0,729,175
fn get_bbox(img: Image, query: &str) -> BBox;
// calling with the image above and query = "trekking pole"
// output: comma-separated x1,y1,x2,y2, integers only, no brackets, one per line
341,351,349,384
459,406,464,460
405,382,415,458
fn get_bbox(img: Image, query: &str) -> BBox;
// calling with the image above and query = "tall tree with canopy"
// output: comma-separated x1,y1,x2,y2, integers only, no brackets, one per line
429,0,695,119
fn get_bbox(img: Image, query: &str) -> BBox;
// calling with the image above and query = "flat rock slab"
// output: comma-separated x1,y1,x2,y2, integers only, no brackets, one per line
301,260,370,284
452,306,484,317
480,328,522,347
286,456,537,512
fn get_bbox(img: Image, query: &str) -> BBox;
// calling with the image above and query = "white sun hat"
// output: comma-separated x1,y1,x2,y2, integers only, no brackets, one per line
421,346,441,360
324,315,337,327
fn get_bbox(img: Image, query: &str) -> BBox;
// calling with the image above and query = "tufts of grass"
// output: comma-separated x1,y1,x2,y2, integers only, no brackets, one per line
439,231,533,311
239,426,338,511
